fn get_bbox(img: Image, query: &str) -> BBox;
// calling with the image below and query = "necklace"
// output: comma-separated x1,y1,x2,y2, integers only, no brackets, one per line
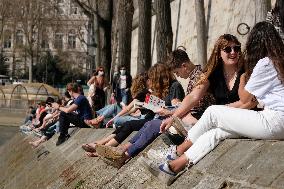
223,71,237,83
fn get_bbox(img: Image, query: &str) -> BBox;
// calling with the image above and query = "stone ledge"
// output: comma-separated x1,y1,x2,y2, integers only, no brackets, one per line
0,129,283,189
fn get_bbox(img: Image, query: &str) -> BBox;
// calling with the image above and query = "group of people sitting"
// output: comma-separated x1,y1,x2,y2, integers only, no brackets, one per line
19,21,284,186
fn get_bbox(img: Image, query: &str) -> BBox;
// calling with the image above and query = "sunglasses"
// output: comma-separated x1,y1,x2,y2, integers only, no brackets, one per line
222,45,241,53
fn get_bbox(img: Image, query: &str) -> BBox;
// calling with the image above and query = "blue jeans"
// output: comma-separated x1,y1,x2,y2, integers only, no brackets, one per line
127,119,162,157
114,114,146,127
96,104,122,118
117,88,129,105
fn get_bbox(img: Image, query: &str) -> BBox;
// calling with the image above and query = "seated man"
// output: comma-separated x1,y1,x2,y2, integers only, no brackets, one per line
52,83,93,146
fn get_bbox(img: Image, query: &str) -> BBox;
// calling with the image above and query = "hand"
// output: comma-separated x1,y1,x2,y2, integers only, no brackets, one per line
52,102,59,110
34,128,41,132
155,108,172,116
106,119,114,128
160,117,174,133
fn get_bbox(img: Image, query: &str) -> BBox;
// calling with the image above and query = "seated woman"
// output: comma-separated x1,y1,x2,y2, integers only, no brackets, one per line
141,22,284,185
85,72,153,128
83,63,185,158
95,34,252,168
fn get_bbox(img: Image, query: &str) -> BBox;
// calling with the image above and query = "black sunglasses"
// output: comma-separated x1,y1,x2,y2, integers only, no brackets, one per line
222,45,241,53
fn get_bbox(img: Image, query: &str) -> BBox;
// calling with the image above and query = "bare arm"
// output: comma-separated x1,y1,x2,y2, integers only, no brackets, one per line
52,102,78,113
160,80,210,133
87,76,96,86
238,73,256,104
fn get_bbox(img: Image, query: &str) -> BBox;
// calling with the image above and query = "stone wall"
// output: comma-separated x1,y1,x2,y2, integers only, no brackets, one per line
130,0,275,76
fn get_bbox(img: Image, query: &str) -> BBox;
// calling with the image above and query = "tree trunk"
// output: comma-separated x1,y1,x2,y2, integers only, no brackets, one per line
195,0,207,68
110,0,119,83
137,0,152,74
117,0,134,71
97,0,112,83
155,0,173,63
255,0,269,22
94,2,101,69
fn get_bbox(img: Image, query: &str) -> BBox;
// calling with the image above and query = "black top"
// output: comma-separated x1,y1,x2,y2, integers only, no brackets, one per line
208,65,244,105
164,80,185,106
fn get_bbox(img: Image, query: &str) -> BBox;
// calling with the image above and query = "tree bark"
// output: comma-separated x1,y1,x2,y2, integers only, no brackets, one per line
195,0,207,68
255,0,269,22
97,0,112,83
117,0,134,71
137,0,152,74
155,0,173,63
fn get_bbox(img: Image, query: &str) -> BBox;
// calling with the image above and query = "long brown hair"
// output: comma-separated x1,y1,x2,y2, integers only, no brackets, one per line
198,34,241,85
244,21,284,83
130,72,148,98
147,63,175,99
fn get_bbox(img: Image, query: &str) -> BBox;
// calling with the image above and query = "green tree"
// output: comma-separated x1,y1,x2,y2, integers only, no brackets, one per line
33,51,64,85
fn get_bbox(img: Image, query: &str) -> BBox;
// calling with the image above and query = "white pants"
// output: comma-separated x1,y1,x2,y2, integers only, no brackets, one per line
185,105,284,164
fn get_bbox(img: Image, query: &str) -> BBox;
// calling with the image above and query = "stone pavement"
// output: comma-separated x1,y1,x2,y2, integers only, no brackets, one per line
1,128,284,189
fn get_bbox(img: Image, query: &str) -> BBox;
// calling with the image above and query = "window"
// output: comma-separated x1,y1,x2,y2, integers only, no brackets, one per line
41,39,49,49
70,6,78,15
15,30,24,47
41,32,49,49
3,31,11,49
54,33,63,49
56,7,64,15
68,30,76,49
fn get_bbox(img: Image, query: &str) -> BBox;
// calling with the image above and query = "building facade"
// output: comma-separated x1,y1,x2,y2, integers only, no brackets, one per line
0,0,93,82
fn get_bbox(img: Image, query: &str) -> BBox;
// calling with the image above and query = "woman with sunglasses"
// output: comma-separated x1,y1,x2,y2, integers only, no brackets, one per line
158,34,247,136
141,23,284,186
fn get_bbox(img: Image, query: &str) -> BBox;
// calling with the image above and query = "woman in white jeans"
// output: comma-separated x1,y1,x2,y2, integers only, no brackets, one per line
142,21,284,185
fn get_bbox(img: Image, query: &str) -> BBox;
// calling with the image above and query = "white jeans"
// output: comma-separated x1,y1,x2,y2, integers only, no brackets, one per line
185,105,284,164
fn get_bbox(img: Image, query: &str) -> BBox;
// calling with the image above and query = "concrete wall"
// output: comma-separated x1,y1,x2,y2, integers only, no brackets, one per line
130,0,275,76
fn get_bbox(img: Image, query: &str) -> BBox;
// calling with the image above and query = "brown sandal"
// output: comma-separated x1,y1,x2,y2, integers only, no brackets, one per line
85,151,98,157
82,143,96,152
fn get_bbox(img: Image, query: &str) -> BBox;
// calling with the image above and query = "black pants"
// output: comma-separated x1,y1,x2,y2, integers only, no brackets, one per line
113,119,150,144
59,112,90,136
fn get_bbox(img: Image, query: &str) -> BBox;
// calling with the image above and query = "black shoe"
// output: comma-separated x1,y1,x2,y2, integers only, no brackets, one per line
56,134,70,146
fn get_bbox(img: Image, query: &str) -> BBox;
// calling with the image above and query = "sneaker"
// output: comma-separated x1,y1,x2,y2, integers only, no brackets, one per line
147,145,178,161
33,130,43,138
138,156,176,186
56,134,70,146
20,125,32,133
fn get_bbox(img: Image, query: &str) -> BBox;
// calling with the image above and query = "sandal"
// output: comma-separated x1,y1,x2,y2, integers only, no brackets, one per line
82,143,96,153
85,116,104,128
85,151,98,157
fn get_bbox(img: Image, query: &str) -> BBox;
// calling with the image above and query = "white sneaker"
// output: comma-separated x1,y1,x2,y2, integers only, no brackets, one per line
147,145,178,161
138,156,176,186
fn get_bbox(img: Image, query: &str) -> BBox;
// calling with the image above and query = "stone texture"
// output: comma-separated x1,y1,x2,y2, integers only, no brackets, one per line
1,128,284,189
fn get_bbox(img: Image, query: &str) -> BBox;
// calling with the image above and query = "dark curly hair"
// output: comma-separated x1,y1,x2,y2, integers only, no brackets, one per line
243,21,284,83
166,46,190,69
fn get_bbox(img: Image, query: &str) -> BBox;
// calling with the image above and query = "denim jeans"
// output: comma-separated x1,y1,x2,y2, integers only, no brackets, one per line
96,104,122,118
113,114,146,127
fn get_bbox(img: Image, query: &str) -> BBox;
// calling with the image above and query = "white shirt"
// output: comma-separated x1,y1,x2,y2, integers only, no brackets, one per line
245,57,284,113
120,75,127,89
